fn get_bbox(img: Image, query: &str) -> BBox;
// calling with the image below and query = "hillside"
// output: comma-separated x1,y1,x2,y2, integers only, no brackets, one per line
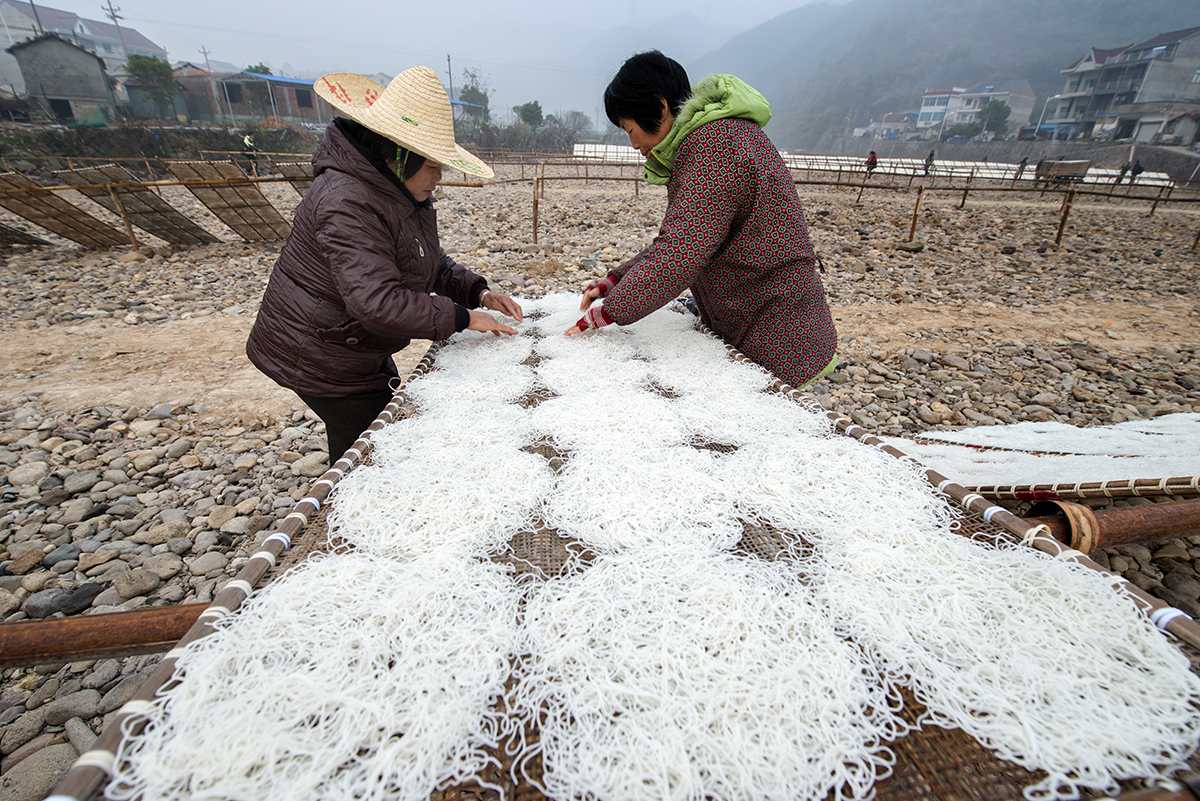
691,0,1200,149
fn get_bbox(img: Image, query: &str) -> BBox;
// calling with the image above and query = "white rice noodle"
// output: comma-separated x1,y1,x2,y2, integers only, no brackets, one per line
109,552,522,801
510,549,902,801
330,438,553,560
110,295,1200,801
884,413,1200,486
813,528,1200,799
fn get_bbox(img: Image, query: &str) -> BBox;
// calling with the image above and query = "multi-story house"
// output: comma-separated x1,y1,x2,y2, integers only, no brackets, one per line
953,80,1036,134
1045,47,1127,139
915,87,965,138
0,0,167,93
1066,26,1200,143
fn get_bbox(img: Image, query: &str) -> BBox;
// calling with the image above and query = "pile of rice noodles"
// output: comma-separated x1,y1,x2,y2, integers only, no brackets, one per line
110,294,1200,801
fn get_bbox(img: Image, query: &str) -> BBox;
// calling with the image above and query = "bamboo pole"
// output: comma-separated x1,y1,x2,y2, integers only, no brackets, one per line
1055,188,1075,246
1023,498,1200,555
1192,226,1200,252
966,475,1200,502
1148,185,1169,216
0,604,207,669
532,178,539,245
959,168,974,209
106,184,139,249
908,185,924,242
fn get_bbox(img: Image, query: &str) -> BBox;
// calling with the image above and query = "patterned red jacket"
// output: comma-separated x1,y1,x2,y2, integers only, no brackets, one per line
603,116,837,388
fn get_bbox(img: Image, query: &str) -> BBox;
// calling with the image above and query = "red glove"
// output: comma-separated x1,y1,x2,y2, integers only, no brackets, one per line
585,275,617,299
574,305,614,332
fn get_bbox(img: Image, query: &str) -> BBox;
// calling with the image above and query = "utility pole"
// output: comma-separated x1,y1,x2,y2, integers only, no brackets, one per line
28,0,44,34
446,54,454,100
101,0,130,64
201,45,227,126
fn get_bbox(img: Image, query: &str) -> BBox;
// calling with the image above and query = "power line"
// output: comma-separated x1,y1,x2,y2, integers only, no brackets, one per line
122,14,610,77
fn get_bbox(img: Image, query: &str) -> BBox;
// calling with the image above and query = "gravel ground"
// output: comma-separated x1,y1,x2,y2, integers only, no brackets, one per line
0,166,1198,796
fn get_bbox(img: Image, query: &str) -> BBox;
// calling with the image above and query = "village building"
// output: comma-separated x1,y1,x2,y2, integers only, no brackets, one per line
0,0,166,93
6,33,114,124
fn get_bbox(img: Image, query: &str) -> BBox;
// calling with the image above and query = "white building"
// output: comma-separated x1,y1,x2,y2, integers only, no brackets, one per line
915,87,965,138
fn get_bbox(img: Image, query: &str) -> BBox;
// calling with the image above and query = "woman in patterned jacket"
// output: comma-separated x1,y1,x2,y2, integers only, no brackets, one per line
566,51,837,390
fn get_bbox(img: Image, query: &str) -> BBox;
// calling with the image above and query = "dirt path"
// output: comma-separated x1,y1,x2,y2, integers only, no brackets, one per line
6,294,1196,418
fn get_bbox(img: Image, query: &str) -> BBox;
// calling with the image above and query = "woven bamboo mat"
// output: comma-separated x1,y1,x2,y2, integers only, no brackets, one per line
272,161,314,197
162,160,291,241
54,164,218,246
267,432,1200,801
247,325,1200,801
0,220,47,246
0,171,127,248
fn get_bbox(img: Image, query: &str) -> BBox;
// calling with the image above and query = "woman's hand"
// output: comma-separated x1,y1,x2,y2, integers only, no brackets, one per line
468,309,518,336
579,275,616,310
563,305,613,336
480,291,524,323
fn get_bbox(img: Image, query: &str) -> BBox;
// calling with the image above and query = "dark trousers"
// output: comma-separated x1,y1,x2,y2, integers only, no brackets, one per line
296,389,393,463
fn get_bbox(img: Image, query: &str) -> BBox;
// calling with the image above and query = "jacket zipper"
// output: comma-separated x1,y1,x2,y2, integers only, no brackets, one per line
414,238,425,258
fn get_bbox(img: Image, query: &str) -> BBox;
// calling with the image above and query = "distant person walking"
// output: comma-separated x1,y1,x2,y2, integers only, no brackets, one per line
865,150,878,178
1130,160,1144,185
923,149,934,176
1015,156,1028,180
242,132,260,177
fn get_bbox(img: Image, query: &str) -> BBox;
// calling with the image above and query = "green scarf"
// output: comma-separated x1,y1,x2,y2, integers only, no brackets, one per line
643,74,772,185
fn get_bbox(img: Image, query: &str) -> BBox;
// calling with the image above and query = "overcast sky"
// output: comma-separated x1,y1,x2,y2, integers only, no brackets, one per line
39,0,818,122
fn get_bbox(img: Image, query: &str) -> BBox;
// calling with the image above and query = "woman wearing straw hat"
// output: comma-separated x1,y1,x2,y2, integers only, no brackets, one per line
566,51,836,391
247,66,523,461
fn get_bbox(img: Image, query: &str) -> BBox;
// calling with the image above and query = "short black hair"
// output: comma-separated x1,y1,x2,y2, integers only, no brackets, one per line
603,51,690,135
335,116,427,179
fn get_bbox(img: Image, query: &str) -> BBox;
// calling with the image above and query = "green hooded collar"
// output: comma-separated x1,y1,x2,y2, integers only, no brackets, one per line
643,74,772,185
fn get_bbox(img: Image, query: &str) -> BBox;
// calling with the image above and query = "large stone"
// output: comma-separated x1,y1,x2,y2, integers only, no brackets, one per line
5,462,49,487
112,568,161,600
57,498,95,525
81,659,120,689
291,452,329,477
22,588,70,619
206,505,237,529
43,689,101,726
98,674,144,714
63,470,102,495
0,590,20,617
42,544,81,567
3,550,42,576
141,553,183,580
187,552,229,576
60,584,105,615
0,742,77,800
131,519,189,545
219,516,251,535
63,716,97,755
0,708,45,755
77,551,119,572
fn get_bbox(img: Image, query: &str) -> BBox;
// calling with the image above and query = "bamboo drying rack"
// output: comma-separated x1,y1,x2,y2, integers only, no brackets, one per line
42,313,1200,801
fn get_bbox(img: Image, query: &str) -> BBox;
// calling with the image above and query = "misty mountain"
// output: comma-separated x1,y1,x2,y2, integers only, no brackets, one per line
439,10,736,123
686,0,884,107
692,0,1199,149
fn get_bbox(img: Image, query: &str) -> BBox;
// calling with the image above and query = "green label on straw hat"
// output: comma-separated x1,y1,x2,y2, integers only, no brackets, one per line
402,116,418,126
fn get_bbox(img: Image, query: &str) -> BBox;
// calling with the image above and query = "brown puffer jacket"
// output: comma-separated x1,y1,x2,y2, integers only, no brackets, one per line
246,120,485,397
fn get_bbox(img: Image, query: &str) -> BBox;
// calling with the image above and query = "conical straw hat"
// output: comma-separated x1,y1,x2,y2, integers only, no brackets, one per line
315,66,493,179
